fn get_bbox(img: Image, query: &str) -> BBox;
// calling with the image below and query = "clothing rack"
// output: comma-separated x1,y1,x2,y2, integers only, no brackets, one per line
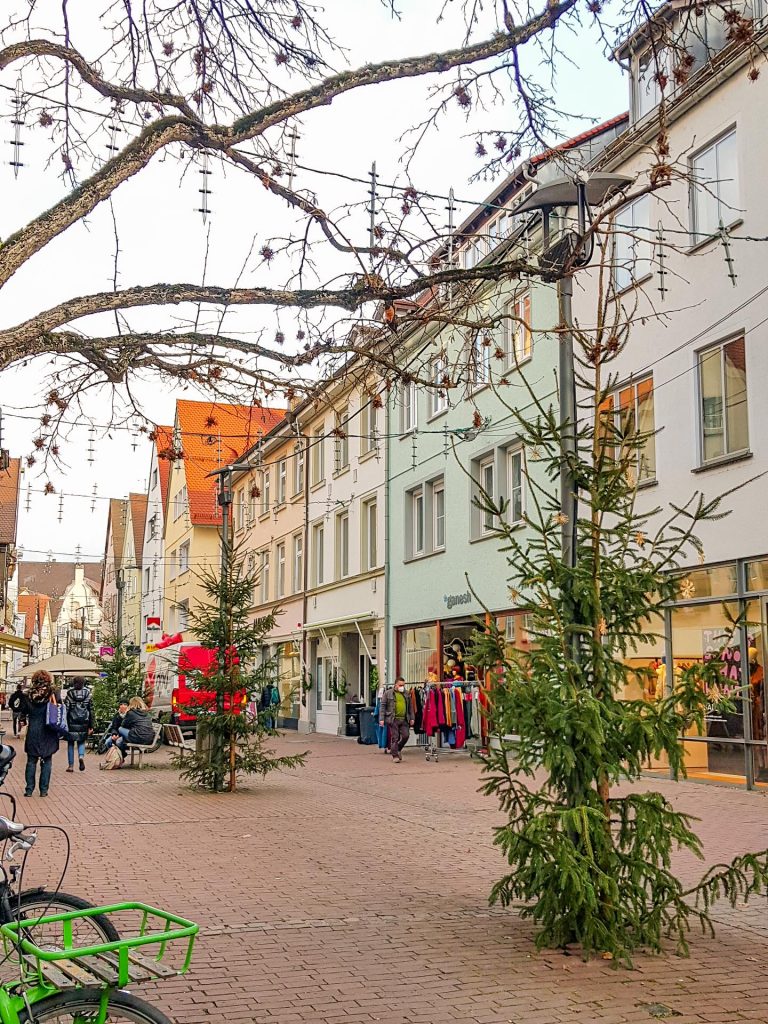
406,682,486,764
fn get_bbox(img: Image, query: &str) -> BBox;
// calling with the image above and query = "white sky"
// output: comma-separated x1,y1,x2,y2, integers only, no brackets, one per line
0,0,624,563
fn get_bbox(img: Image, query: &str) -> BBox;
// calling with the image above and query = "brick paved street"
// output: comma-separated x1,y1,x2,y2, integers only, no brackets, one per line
2,732,767,1024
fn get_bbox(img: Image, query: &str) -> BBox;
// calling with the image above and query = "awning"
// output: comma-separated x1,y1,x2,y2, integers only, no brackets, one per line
305,611,378,633
0,634,29,653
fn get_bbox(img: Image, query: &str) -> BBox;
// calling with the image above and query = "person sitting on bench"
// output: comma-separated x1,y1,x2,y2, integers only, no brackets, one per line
106,696,154,753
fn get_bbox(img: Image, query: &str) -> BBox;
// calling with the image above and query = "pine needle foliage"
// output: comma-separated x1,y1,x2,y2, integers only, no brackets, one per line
94,636,145,724
175,547,306,792
472,308,768,965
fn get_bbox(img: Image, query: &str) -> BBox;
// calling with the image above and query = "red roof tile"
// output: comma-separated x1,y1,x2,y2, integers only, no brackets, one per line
17,593,49,640
174,401,285,527
128,492,148,568
0,458,21,547
154,426,173,510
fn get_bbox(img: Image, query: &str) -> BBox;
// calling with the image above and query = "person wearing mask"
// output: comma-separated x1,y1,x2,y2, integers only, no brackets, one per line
379,675,414,763
9,683,24,737
108,701,129,737
64,677,94,773
107,696,154,754
20,670,60,797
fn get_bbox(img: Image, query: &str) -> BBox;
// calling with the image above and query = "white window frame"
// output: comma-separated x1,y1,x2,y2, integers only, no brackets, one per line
429,356,449,418
432,479,446,550
690,128,739,243
277,460,287,506
262,469,271,516
506,448,525,526
312,522,325,586
169,549,177,580
471,330,492,390
360,397,378,456
612,196,652,293
412,487,425,556
236,488,246,531
505,292,532,367
334,408,350,472
697,336,749,464
276,542,286,598
336,511,350,579
400,383,417,435
292,533,304,594
260,549,271,604
311,428,325,486
179,540,190,574
362,497,377,570
479,456,496,535
293,441,305,495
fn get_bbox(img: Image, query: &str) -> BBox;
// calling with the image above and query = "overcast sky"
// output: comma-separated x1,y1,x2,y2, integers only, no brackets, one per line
0,0,624,563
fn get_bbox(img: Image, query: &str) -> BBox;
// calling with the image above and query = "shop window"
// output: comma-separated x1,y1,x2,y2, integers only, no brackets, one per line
612,195,652,292
698,336,748,464
397,625,439,685
504,291,531,367
604,375,656,482
674,563,738,601
746,558,768,593
690,128,738,241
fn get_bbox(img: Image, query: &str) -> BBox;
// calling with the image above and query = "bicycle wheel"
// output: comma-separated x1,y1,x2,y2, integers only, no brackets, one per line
15,891,120,948
18,987,172,1023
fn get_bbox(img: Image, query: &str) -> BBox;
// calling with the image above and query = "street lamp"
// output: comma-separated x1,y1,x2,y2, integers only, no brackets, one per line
513,172,633,569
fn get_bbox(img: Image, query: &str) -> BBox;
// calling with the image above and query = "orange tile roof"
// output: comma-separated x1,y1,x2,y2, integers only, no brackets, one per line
17,593,49,640
154,426,173,510
174,401,285,526
128,492,149,568
0,458,21,547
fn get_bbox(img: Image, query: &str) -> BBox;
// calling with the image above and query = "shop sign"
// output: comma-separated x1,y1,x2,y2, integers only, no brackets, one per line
443,590,472,611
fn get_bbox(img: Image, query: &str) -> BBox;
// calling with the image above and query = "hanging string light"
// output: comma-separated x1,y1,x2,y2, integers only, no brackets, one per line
90,483,98,514
9,78,25,177
196,150,212,222
87,426,96,463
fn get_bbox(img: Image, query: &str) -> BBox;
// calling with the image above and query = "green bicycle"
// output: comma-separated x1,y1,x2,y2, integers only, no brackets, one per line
0,825,198,1023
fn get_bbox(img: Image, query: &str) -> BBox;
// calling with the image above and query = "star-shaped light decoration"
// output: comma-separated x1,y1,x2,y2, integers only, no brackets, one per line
679,578,696,600
698,550,706,565
554,511,569,526
634,531,647,548
508,586,520,603
598,617,608,636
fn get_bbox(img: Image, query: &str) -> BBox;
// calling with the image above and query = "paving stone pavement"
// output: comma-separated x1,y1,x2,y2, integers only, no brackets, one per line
1,731,767,1024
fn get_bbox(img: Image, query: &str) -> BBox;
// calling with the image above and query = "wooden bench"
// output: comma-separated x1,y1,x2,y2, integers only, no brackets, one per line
163,723,195,761
125,722,163,768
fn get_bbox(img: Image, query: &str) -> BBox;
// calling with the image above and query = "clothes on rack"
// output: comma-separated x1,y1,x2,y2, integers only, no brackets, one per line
418,683,482,750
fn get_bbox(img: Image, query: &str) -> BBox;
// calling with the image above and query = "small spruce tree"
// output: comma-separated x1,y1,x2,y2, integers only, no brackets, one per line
94,636,145,724
473,291,768,964
176,548,306,792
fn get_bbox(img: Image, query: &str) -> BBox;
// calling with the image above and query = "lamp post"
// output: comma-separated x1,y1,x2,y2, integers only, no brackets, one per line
514,172,633,568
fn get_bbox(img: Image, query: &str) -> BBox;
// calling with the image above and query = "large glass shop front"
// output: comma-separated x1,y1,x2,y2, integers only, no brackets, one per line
630,557,768,789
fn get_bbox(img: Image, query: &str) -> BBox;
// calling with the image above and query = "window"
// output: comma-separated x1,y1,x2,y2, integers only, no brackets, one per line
471,330,492,389
249,482,258,523
360,396,378,456
177,601,189,632
362,498,377,570
605,377,657,482
400,383,417,434
276,542,286,598
236,487,246,531
261,470,271,515
505,292,532,367
152,468,158,490
293,442,305,495
144,567,151,593
691,129,738,241
311,427,325,485
334,408,349,472
169,549,177,580
277,459,287,505
429,357,449,417
336,511,350,579
260,549,271,604
412,487,425,555
479,456,496,534
292,533,304,593
432,479,445,550
312,522,325,586
634,47,669,121
506,449,525,525
179,541,190,574
148,514,157,540
173,485,187,521
698,337,748,463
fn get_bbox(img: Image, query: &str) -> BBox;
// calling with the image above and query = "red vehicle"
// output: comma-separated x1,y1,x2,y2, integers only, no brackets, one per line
171,644,247,730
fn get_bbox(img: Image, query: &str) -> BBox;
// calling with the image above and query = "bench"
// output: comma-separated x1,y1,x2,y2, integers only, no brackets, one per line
125,722,163,768
163,723,195,761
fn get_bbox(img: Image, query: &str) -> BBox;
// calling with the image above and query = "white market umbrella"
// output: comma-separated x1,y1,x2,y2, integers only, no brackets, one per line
16,653,100,678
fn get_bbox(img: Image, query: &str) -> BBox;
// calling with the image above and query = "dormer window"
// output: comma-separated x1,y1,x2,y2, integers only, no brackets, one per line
633,47,669,121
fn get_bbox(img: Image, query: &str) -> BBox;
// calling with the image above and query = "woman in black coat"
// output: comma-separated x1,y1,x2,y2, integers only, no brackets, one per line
108,696,154,753
21,670,60,797
64,676,94,773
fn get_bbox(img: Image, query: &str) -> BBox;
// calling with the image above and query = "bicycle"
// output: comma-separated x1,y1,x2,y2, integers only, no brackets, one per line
0,747,118,949
0,819,198,1023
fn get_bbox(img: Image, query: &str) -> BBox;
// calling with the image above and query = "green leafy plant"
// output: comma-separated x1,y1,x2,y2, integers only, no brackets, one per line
175,546,307,792
471,308,768,965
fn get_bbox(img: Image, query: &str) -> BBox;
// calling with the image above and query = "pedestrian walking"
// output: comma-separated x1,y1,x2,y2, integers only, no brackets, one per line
9,683,24,738
21,670,60,798
379,675,414,763
64,676,94,773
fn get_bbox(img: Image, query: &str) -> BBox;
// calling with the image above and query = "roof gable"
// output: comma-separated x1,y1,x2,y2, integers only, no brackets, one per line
0,458,21,547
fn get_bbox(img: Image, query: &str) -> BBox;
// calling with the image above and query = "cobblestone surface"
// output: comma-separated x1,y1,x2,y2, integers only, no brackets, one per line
3,732,767,1023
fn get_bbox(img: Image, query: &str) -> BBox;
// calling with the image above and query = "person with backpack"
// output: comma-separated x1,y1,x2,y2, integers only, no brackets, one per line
20,670,60,797
9,683,25,737
64,677,94,773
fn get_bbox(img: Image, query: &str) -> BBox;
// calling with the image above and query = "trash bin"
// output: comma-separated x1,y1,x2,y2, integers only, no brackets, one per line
345,701,365,737
357,707,377,745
